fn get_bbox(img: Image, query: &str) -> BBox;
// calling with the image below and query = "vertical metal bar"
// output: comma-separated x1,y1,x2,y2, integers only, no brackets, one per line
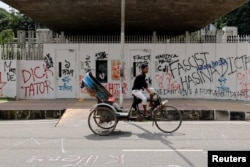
120,0,125,107
59,62,62,78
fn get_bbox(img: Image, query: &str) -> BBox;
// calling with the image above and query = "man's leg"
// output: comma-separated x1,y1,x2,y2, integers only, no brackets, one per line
149,93,154,107
140,94,147,116
142,105,147,116
132,90,147,116
149,88,155,107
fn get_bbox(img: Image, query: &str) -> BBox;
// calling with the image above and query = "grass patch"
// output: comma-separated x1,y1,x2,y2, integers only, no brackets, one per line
0,97,16,101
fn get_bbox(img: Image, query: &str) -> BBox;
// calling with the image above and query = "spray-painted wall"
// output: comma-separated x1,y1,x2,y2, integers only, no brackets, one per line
0,60,17,97
0,43,250,100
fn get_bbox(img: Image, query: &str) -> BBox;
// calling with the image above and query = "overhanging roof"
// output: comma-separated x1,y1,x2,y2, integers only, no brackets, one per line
2,0,249,35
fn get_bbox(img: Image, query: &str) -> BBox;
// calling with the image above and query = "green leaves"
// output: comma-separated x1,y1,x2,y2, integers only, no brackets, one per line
0,29,14,45
215,2,250,35
0,7,36,34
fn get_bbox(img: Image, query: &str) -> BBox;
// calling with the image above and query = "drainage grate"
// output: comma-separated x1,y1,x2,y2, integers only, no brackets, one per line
0,110,65,120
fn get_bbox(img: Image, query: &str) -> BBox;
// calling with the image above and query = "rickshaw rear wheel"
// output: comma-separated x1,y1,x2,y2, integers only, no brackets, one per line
88,106,117,136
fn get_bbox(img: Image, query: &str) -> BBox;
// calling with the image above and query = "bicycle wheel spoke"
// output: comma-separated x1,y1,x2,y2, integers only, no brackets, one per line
154,105,182,133
88,106,117,136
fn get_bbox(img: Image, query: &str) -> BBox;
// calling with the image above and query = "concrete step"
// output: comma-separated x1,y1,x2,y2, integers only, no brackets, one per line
0,109,249,121
0,110,65,120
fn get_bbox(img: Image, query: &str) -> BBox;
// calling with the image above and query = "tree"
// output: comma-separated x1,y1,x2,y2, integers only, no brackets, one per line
215,2,250,35
0,29,14,59
0,29,14,45
0,7,37,34
0,8,10,31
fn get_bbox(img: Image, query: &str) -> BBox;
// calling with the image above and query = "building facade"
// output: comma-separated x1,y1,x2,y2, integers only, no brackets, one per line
1,41,250,101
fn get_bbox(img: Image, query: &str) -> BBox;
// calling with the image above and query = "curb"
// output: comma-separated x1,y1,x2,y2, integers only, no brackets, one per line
0,109,249,121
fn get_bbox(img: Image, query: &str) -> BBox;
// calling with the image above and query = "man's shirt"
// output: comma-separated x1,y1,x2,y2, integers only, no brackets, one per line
132,73,148,90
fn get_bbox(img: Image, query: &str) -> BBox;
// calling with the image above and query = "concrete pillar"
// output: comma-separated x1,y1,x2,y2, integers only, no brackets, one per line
152,31,157,43
216,29,223,43
185,31,190,43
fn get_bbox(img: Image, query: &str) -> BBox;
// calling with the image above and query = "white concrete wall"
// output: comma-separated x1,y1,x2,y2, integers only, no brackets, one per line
18,60,55,99
0,43,250,100
0,60,17,98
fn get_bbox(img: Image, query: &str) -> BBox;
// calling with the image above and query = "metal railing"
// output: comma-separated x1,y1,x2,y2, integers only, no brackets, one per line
63,34,250,44
0,43,43,60
1,30,250,60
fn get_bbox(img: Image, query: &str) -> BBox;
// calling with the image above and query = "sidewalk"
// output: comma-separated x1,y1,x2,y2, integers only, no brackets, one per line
0,98,250,121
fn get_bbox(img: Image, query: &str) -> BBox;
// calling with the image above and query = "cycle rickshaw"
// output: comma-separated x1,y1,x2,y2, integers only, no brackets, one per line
82,72,182,136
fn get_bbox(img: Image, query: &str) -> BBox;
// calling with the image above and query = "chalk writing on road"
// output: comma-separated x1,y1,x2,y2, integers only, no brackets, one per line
26,154,125,166
1,137,183,167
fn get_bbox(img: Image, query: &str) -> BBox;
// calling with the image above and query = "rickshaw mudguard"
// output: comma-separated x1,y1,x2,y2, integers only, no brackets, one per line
89,103,129,117
89,103,117,114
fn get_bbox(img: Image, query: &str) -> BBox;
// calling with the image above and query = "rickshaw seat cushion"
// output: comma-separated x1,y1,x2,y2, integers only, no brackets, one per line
108,96,115,102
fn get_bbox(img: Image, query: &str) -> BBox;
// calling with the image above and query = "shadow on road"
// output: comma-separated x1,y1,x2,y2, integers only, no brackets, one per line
85,130,132,140
84,121,195,166
126,122,195,167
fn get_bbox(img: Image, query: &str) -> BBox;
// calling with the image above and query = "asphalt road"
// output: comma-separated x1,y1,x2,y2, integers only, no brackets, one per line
0,120,250,167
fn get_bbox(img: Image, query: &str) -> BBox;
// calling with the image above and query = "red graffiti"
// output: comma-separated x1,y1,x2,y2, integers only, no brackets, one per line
21,64,54,97
105,83,128,97
22,64,53,83
155,71,181,91
167,81,181,90
237,69,250,99
0,72,7,89
21,80,53,97
0,72,7,96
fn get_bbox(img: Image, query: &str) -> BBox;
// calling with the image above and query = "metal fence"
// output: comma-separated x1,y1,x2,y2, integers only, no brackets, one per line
63,34,212,43
0,43,43,60
1,30,250,60
63,34,250,43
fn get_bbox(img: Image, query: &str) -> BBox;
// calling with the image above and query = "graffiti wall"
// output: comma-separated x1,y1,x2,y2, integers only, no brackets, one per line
18,60,55,99
154,43,250,100
0,43,250,100
77,43,250,100
78,44,127,99
0,60,17,98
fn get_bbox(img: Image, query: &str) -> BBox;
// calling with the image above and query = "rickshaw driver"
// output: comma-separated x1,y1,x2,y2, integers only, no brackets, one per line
132,64,155,117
